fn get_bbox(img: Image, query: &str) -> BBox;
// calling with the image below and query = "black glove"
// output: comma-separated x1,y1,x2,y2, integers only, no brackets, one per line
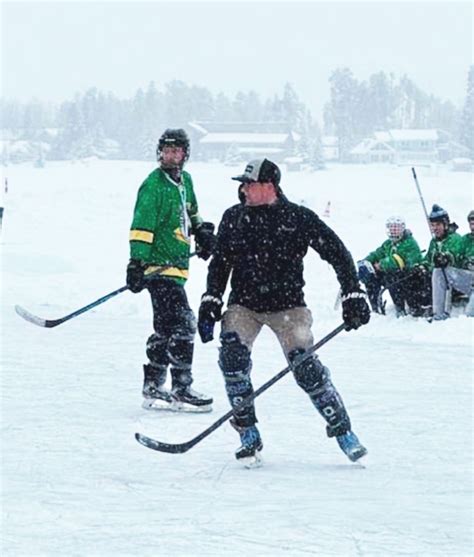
433,252,452,268
126,259,146,293
341,289,371,331
194,222,216,261
412,263,429,277
198,294,223,343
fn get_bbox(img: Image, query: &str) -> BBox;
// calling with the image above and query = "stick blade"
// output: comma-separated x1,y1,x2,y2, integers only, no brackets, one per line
14,305,59,328
135,432,191,454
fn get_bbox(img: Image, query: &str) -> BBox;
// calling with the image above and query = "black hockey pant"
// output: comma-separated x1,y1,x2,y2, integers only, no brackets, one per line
362,270,431,313
145,278,196,390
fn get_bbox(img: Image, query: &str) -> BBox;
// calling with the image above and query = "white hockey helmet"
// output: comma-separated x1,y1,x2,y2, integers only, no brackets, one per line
386,216,406,240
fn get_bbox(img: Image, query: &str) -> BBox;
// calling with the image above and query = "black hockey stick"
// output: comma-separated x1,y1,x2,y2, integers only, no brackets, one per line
135,322,346,454
15,253,197,328
411,167,451,305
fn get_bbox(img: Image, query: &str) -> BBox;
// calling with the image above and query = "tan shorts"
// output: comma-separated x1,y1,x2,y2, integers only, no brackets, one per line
221,304,314,358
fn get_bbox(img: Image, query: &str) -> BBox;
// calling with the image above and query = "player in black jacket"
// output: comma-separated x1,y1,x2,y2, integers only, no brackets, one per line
198,159,370,467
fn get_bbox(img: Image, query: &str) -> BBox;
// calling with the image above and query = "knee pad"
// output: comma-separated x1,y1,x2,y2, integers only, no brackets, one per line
357,260,376,284
289,348,330,395
168,334,194,371
218,332,252,379
167,312,196,371
146,334,169,367
219,332,256,426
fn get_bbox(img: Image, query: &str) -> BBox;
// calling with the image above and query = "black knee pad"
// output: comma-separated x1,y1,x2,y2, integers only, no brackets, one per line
146,334,169,367
168,334,194,371
219,332,255,426
289,348,329,394
218,332,251,378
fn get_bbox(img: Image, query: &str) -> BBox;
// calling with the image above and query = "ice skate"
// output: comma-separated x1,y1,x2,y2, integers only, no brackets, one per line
233,423,263,468
142,364,175,411
142,382,175,411
336,431,368,462
170,386,213,413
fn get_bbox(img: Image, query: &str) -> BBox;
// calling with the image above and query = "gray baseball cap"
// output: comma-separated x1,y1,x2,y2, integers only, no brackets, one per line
231,158,281,186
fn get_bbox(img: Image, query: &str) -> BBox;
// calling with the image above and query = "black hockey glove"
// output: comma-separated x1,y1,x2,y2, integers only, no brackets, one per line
194,222,217,261
433,252,452,269
341,289,371,331
126,259,146,293
412,263,430,277
198,294,223,343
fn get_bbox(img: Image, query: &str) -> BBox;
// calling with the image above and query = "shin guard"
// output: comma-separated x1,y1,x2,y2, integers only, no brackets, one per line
218,332,256,427
289,348,351,436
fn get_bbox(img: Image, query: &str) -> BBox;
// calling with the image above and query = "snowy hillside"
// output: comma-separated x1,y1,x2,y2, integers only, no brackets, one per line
1,161,472,556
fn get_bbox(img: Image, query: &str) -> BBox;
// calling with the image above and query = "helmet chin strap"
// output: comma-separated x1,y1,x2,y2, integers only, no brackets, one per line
160,160,182,182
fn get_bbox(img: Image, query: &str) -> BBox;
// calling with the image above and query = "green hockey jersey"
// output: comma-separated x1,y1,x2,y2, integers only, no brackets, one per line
129,168,203,284
423,228,464,270
364,231,423,272
461,232,474,271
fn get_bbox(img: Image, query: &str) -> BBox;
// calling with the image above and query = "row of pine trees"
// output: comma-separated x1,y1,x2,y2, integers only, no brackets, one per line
1,66,473,163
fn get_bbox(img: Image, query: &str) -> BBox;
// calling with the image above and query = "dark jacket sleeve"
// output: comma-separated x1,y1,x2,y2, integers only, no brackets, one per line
205,207,235,299
304,209,360,294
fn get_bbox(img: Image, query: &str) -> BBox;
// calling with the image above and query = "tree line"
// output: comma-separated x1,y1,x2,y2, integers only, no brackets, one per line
1,66,472,164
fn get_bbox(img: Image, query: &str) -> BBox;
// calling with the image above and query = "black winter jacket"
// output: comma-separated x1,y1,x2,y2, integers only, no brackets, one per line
205,198,360,312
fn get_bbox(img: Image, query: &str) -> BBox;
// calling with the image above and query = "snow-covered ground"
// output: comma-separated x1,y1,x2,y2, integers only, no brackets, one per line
1,160,472,556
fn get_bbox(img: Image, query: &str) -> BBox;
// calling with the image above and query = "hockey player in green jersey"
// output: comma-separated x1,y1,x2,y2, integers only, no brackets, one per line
422,204,468,320
358,216,430,316
462,210,474,316
127,129,216,411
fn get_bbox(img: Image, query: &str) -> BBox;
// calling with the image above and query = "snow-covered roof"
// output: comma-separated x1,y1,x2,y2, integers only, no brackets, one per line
388,129,438,141
374,131,391,142
188,122,208,135
200,133,290,145
237,147,284,154
350,139,395,155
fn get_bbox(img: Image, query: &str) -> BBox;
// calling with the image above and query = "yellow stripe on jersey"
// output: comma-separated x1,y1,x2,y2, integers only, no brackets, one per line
161,267,189,279
174,227,191,245
130,229,154,244
393,254,405,269
145,266,189,280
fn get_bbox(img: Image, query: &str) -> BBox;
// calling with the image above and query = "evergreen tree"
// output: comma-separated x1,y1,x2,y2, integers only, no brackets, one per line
328,68,360,161
51,99,87,159
282,82,305,131
214,92,234,121
367,71,394,130
164,80,193,126
460,65,474,157
189,85,215,121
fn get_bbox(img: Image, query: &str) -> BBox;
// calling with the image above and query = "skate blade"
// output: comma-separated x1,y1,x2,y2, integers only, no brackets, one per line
142,398,212,413
142,398,175,411
171,401,213,413
239,451,263,469
348,447,368,463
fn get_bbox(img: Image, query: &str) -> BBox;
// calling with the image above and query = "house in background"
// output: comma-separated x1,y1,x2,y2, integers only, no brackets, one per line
349,136,396,164
349,129,471,165
187,121,300,163
321,136,339,161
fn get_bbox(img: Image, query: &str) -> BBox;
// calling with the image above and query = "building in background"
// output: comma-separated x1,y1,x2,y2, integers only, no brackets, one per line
187,121,300,163
349,129,471,165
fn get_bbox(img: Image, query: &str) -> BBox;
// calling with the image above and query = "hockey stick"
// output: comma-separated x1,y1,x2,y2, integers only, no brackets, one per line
411,167,451,307
15,252,197,328
135,322,346,454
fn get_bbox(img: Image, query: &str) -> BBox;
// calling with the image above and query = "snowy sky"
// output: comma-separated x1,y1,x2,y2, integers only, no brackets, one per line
1,1,472,118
